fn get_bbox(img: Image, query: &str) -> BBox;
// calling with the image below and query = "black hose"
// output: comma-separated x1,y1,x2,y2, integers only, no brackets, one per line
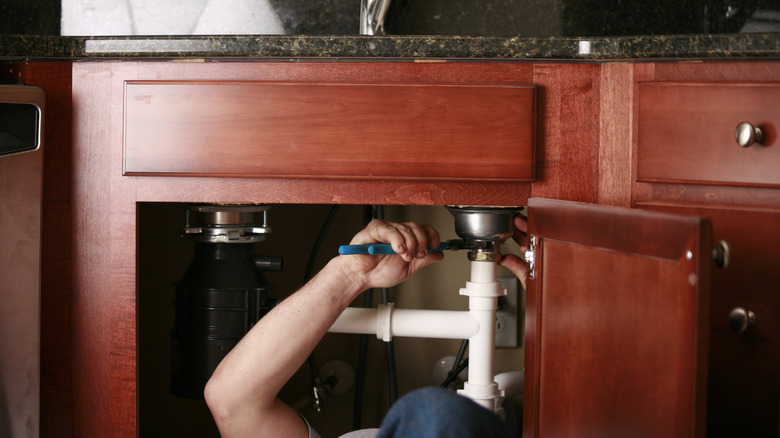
353,289,372,430
381,287,399,405
441,358,469,389
353,205,375,430
374,206,399,406
452,339,469,375
304,205,340,282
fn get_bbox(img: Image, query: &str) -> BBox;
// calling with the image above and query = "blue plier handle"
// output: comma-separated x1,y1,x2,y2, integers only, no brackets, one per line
338,242,450,255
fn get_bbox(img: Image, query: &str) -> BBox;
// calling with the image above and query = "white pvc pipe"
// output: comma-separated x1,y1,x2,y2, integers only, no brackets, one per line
327,307,377,334
329,306,479,340
458,260,503,411
495,370,525,397
467,297,497,387
327,258,511,413
391,309,478,339
471,259,496,283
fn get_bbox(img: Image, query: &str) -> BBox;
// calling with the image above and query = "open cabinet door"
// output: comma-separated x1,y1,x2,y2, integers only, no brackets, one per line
523,198,711,438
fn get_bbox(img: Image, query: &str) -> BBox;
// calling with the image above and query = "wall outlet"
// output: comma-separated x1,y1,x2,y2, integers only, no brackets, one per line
496,277,518,348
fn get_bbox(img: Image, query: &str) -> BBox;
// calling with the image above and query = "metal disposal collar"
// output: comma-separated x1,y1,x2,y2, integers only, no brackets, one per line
181,204,270,244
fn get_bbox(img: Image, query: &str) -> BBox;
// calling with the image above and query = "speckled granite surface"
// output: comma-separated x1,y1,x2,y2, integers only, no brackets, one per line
1,33,778,61
2,0,778,60
0,33,780,60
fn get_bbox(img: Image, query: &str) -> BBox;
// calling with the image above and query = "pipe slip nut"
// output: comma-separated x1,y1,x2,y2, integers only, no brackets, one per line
376,303,394,342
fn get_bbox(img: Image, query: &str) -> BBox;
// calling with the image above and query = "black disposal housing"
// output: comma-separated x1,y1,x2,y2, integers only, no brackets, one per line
171,205,281,399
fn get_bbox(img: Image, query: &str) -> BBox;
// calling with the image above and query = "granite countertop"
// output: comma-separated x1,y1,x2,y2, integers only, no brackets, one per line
1,33,779,61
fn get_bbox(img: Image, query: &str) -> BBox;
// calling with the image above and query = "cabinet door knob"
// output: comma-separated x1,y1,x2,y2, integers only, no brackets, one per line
711,240,730,269
735,122,763,147
728,307,756,333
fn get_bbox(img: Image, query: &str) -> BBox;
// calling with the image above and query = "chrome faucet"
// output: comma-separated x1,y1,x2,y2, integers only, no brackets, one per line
360,0,391,35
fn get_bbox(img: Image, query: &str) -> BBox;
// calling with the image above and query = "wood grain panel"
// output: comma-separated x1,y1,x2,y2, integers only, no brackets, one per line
525,198,710,438
72,62,139,438
637,82,780,187
653,61,780,83
137,60,535,85
134,176,531,206
635,183,780,210
531,63,601,203
598,63,633,207
124,81,536,181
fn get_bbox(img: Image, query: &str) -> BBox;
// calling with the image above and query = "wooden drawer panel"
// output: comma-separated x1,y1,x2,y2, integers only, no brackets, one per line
637,82,780,188
124,81,536,181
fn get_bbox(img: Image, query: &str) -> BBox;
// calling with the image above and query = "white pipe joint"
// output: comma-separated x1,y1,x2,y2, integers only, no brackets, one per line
376,302,393,341
459,260,506,299
458,382,505,412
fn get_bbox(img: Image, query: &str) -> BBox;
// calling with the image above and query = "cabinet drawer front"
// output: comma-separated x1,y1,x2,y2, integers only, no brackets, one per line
124,81,536,181
637,82,780,188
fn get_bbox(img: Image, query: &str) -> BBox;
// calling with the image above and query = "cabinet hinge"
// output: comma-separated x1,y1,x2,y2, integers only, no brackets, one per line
524,235,536,280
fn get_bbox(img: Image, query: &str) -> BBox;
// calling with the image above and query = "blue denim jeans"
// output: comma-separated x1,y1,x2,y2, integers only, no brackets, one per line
376,387,514,438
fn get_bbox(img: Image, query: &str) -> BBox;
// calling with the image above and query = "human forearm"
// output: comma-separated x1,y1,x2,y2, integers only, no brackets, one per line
204,219,444,437
205,256,363,436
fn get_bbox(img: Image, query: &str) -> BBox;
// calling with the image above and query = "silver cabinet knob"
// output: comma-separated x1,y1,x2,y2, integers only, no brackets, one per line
728,307,756,333
735,122,763,147
711,240,730,269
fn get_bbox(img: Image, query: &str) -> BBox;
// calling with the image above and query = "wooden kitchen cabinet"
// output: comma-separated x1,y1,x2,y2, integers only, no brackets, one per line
633,62,780,437
5,58,778,437
520,61,780,438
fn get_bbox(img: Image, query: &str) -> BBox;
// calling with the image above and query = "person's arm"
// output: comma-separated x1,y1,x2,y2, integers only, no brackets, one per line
204,219,444,438
498,215,529,289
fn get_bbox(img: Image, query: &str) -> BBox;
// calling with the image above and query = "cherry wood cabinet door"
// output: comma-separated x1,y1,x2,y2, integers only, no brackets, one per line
524,198,712,438
640,203,780,437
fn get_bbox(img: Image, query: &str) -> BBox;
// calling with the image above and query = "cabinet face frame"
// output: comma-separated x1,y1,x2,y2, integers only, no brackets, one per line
66,60,539,437
523,198,711,438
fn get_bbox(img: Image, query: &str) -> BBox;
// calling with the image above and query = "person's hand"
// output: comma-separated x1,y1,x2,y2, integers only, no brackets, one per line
341,219,444,291
499,214,529,289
